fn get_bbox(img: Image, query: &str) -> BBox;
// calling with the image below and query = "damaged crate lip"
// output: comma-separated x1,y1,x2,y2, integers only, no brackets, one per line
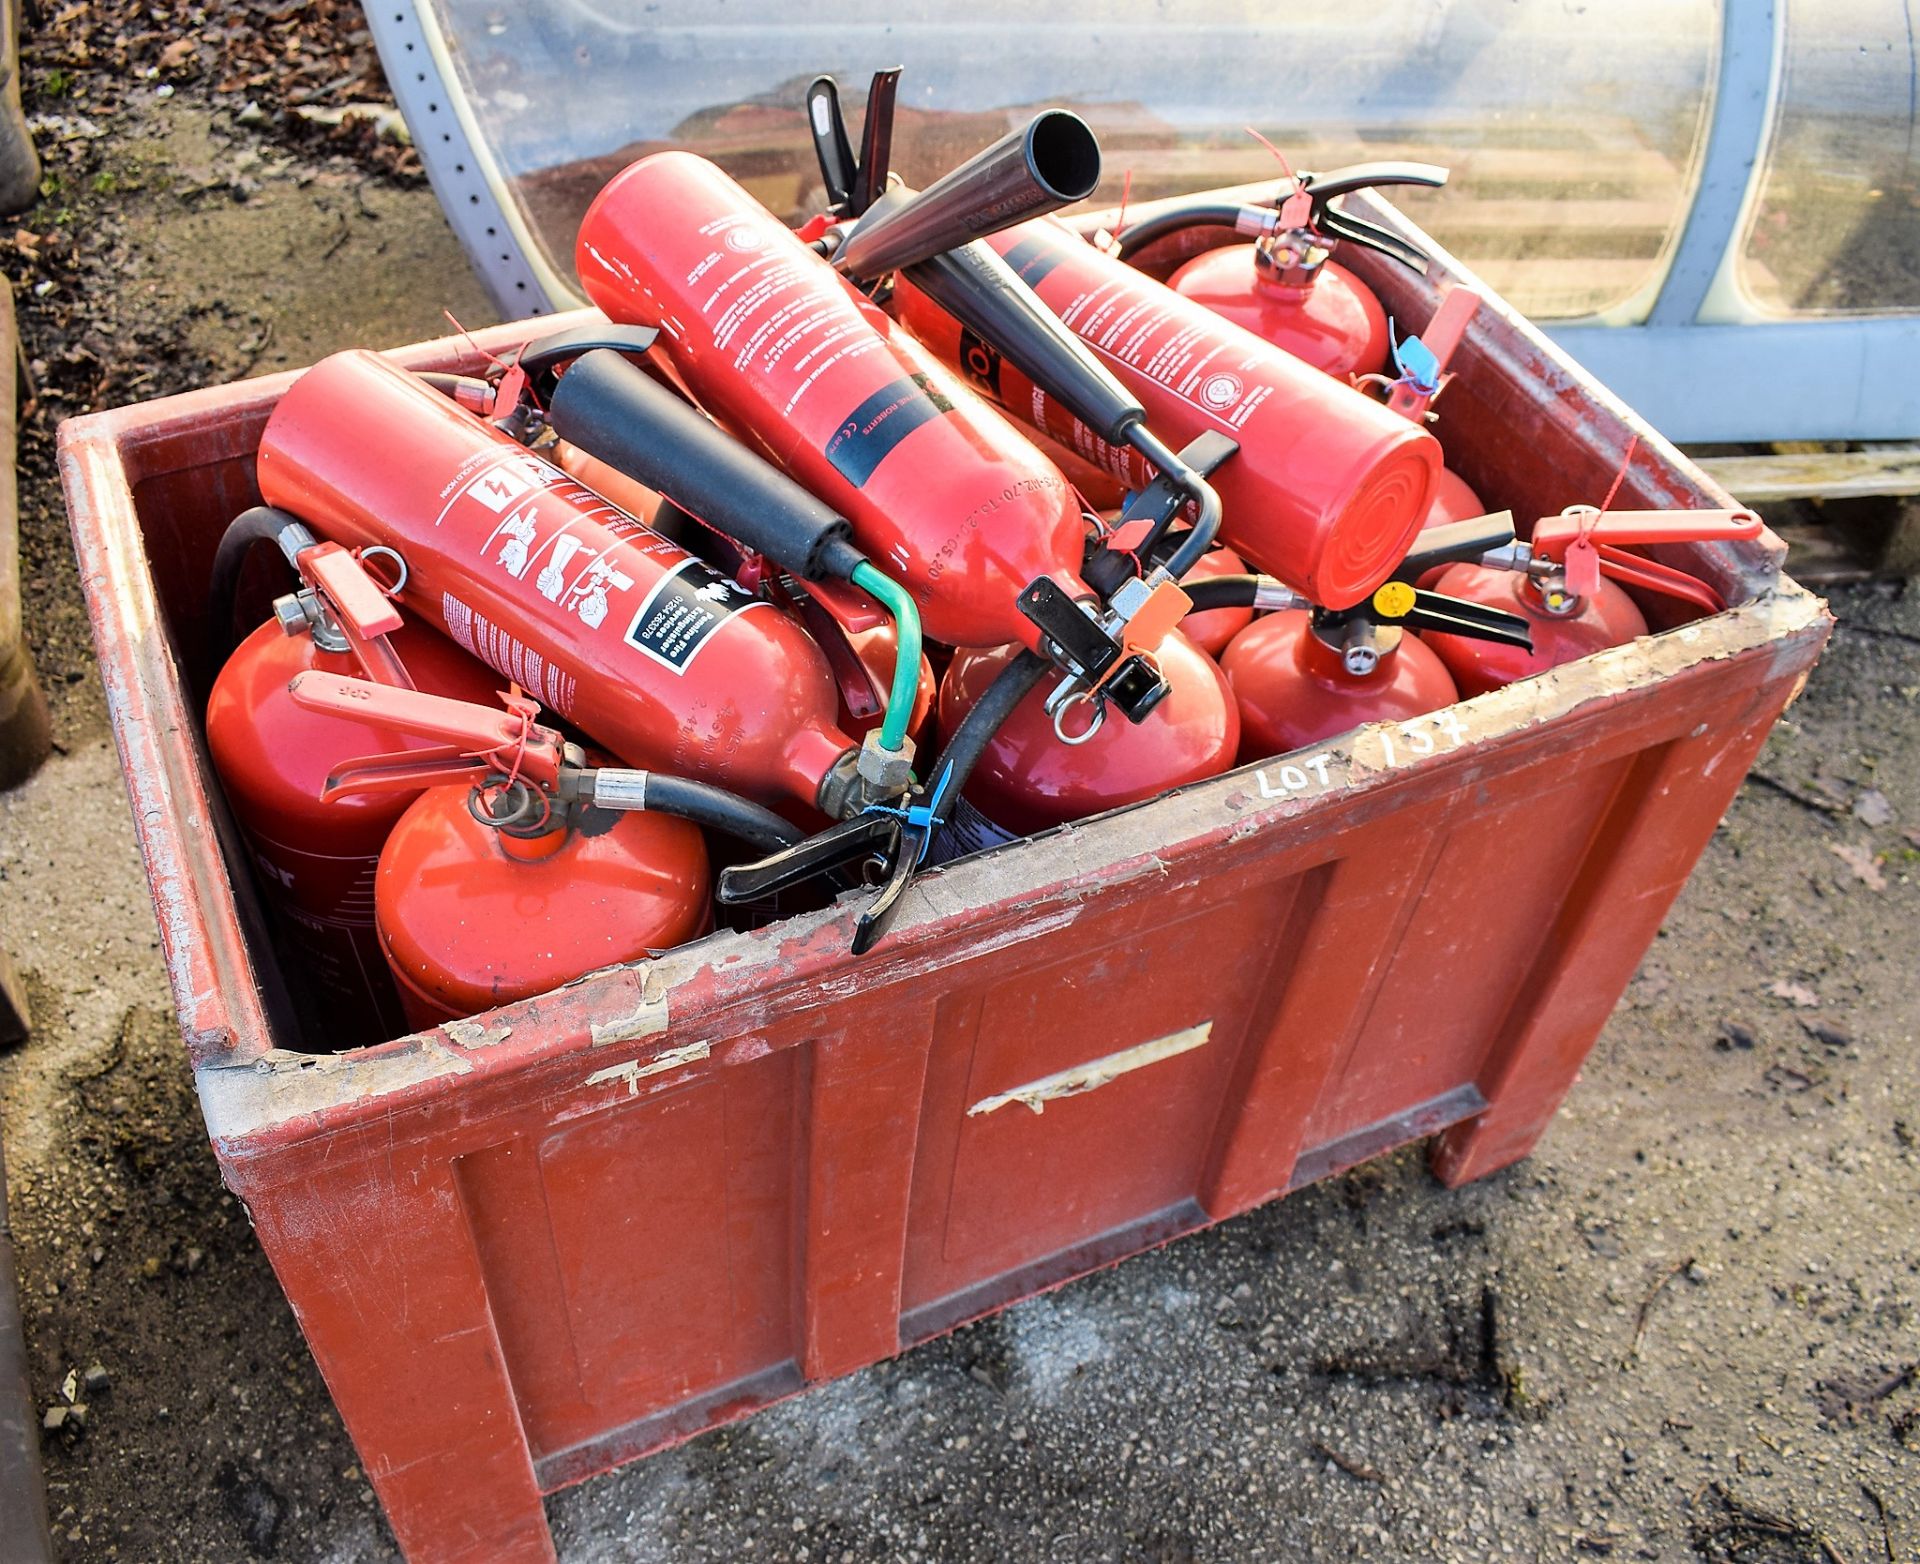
189,579,1827,1158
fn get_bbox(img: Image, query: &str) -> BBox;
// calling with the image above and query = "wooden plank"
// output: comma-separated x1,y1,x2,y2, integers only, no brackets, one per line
1693,444,1920,503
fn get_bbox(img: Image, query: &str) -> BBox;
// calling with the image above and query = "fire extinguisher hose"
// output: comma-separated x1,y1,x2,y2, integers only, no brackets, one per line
1177,574,1306,614
207,504,321,657
1113,202,1249,261
547,350,922,757
928,648,1050,809
587,771,804,855
846,562,923,754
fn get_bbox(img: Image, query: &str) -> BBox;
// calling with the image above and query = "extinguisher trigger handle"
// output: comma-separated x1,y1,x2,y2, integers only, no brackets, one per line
1315,206,1429,273
849,66,903,218
1403,590,1534,650
715,813,900,906
806,76,859,212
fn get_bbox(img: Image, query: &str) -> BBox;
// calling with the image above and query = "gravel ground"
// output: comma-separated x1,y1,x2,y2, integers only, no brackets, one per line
0,20,1916,1564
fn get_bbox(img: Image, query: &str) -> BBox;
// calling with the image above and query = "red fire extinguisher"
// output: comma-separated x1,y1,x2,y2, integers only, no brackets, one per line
204,507,503,1045
1423,505,1764,696
888,215,1442,609
571,150,1099,652
254,349,908,821
378,782,709,1028
288,673,804,1027
1140,162,1450,380
1212,517,1533,757
932,630,1238,843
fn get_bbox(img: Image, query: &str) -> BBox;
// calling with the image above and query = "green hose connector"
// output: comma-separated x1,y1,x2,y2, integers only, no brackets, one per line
849,561,923,756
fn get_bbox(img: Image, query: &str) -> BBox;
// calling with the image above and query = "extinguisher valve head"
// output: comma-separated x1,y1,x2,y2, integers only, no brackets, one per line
272,588,348,653
856,729,917,795
1340,619,1383,677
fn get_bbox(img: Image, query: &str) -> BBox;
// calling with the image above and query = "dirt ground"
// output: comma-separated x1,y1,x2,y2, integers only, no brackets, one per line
0,22,1917,1564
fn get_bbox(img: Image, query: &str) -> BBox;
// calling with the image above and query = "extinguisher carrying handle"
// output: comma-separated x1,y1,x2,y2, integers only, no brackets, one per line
510,322,663,404
806,75,863,214
1291,162,1449,273
1393,512,1522,582
1301,161,1451,205
1530,507,1764,557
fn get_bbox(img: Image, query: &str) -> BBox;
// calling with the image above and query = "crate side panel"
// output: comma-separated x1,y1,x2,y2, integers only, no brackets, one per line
1299,749,1637,1145
898,874,1302,1316
455,1048,798,1461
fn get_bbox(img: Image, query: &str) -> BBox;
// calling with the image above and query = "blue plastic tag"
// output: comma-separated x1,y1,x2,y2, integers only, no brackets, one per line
1392,330,1442,394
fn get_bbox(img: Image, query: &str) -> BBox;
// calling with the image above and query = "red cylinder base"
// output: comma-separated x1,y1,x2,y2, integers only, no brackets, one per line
206,618,503,1045
377,787,711,1026
1222,612,1460,761
1169,246,1391,380
938,633,1238,836
1423,564,1650,696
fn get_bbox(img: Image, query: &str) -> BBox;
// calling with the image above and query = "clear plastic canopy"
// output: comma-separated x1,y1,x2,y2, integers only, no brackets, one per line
423,0,1719,321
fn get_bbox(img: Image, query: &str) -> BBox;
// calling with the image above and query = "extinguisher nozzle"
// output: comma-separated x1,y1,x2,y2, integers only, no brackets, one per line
836,110,1101,279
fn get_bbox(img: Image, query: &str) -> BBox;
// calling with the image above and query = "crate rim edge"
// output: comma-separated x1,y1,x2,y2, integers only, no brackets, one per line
56,240,1828,1154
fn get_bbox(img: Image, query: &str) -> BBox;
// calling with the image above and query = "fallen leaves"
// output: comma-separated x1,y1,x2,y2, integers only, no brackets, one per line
1828,842,1888,890
1853,787,1895,827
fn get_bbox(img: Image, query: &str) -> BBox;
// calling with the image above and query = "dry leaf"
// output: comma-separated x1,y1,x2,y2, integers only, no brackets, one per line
1853,788,1895,827
1767,980,1820,1008
1829,842,1888,890
158,38,197,72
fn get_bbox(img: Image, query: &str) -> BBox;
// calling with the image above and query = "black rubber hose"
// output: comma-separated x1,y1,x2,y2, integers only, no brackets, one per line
632,775,803,855
1113,202,1247,261
1178,574,1264,613
207,505,311,660
928,649,1050,811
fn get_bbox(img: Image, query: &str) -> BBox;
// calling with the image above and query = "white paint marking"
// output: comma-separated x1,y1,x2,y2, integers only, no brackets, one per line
967,1022,1213,1118
584,1040,712,1098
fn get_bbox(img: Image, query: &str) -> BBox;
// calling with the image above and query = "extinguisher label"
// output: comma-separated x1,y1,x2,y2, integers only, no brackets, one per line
924,795,1021,866
442,592,580,718
823,372,955,488
622,557,769,673
956,327,1002,398
1002,233,1068,290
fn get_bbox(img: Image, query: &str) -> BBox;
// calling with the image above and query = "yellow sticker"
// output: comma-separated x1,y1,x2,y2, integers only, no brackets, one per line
1372,580,1417,619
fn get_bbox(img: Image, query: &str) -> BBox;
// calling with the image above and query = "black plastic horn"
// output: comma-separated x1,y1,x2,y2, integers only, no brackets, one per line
904,241,1142,444
548,350,865,584
835,109,1100,279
